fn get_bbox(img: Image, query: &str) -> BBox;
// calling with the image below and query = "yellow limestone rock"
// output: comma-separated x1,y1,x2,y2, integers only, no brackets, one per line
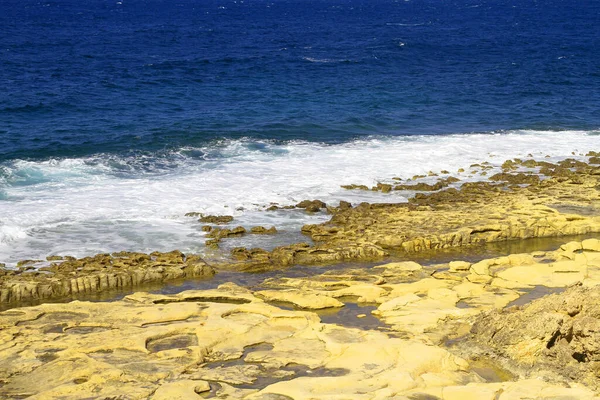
329,284,388,303
496,260,587,287
150,380,211,400
440,379,600,400
449,260,471,272
246,337,475,400
582,238,600,251
374,289,471,335
561,241,583,252
470,260,491,275
255,289,344,309
5,235,600,398
386,278,452,297
374,261,423,272
466,273,493,284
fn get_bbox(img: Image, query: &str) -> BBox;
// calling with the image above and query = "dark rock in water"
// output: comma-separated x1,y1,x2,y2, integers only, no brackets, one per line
184,212,203,217
339,200,352,210
267,200,327,213
198,215,234,224
296,200,327,211
489,172,541,185
559,158,590,169
340,184,369,191
266,204,295,211
201,225,212,232
205,239,219,248
231,247,270,262
250,226,277,234
326,200,354,214
589,156,600,164
374,183,392,193
394,177,460,192
46,255,63,261
16,260,43,268
230,226,246,235
206,226,246,240
501,159,520,171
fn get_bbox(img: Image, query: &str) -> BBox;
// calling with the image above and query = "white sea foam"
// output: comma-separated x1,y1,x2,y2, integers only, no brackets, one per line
1,129,599,266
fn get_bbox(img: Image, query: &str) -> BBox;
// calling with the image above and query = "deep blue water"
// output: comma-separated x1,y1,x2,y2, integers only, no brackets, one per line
1,0,599,161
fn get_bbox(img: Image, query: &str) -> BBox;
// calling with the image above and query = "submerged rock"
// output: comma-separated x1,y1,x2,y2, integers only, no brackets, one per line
341,184,370,191
250,226,277,234
394,177,460,192
296,199,327,212
206,226,247,239
199,214,234,224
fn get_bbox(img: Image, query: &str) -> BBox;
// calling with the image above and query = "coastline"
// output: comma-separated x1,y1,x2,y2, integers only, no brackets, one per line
3,155,600,305
2,154,600,398
3,0,600,396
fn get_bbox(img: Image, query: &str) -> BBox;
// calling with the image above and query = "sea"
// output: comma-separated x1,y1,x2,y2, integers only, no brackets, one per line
1,0,599,267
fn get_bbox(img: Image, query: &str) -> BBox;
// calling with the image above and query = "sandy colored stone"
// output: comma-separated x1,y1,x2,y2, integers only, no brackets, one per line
465,273,493,284
255,289,344,309
469,284,600,391
0,251,215,304
438,380,600,400
583,238,600,251
562,240,584,252
449,260,471,272
151,380,211,400
0,284,490,400
495,260,587,287
374,261,422,272
4,238,600,398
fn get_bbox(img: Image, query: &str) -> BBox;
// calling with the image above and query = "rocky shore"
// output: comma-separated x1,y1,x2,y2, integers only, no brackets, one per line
0,251,214,306
2,238,600,398
2,156,600,398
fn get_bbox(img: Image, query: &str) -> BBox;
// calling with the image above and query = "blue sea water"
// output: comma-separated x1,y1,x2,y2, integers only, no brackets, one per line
1,0,600,264
2,0,599,160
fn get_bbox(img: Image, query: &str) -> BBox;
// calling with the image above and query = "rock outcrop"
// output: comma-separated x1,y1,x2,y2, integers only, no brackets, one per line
265,159,600,267
0,251,214,305
469,284,600,391
3,239,600,398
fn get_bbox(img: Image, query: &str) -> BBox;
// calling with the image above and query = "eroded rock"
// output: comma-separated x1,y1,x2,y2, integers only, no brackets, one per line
469,284,600,390
0,251,215,305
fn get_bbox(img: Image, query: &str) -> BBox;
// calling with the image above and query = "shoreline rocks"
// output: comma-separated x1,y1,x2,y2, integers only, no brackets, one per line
4,158,600,305
0,251,215,306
